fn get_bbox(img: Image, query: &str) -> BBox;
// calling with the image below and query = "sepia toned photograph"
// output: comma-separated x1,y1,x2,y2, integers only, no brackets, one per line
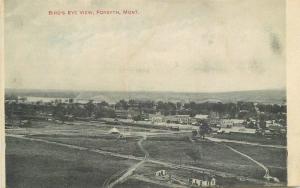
4,0,287,187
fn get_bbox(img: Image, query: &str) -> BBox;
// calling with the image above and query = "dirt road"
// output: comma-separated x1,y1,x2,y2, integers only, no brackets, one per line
224,144,279,182
105,135,148,188
205,136,280,183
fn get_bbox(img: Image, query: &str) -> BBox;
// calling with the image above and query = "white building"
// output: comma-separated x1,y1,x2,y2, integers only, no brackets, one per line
150,114,192,124
219,119,245,128
188,176,216,187
155,170,167,177
165,115,191,124
149,113,164,123
194,114,209,121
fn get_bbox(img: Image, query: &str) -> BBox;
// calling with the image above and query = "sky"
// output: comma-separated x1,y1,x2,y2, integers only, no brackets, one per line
5,0,286,92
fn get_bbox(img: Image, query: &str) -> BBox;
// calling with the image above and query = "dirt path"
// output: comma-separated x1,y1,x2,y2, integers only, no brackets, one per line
138,135,149,159
102,169,127,188
105,135,148,188
223,144,279,182
206,136,280,182
106,160,145,188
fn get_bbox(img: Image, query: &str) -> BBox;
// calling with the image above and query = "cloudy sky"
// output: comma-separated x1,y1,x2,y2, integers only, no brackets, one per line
5,0,285,92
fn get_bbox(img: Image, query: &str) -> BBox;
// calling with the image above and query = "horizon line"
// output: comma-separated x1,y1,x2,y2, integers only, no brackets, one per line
5,87,286,94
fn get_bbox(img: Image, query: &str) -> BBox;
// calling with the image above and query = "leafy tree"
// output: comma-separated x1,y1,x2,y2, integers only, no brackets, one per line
259,115,267,129
199,122,210,139
53,103,67,122
85,100,95,117
192,130,198,137
133,115,142,121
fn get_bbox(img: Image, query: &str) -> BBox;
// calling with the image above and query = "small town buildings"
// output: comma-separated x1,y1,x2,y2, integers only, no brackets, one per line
194,114,209,121
266,120,282,128
170,126,180,131
150,114,193,125
245,118,257,127
230,127,256,134
149,113,164,123
219,119,245,128
188,176,216,187
219,119,233,128
209,111,219,119
140,113,149,121
209,119,220,126
165,115,191,124
155,170,167,177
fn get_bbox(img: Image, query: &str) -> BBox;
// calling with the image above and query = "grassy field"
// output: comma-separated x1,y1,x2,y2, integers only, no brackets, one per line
115,178,169,188
6,120,170,139
6,137,136,188
6,120,287,187
211,132,286,146
28,134,145,157
143,138,265,179
135,162,263,187
226,143,287,182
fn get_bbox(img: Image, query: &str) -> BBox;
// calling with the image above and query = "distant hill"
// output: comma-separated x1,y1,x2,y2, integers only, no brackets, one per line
5,89,286,104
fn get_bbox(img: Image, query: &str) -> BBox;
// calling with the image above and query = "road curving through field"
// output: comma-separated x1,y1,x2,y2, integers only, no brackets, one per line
105,135,148,188
223,144,280,183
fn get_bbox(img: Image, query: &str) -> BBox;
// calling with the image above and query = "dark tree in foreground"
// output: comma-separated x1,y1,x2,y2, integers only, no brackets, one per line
199,122,210,139
53,103,67,123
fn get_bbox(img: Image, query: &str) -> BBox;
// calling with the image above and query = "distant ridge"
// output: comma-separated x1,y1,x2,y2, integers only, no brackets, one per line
5,89,286,104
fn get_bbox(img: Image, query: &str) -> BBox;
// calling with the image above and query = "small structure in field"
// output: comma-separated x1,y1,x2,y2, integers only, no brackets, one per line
264,175,280,183
109,127,120,134
170,126,180,131
194,114,209,121
188,175,216,187
155,170,167,177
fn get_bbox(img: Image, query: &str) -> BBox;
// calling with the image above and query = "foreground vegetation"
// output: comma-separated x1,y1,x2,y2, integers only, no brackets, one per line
6,137,135,188
6,121,287,187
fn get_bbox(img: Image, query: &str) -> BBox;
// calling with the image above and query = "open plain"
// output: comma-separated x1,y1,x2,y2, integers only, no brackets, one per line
6,120,287,188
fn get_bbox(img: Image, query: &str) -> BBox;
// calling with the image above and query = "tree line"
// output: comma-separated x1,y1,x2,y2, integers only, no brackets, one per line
5,98,286,124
